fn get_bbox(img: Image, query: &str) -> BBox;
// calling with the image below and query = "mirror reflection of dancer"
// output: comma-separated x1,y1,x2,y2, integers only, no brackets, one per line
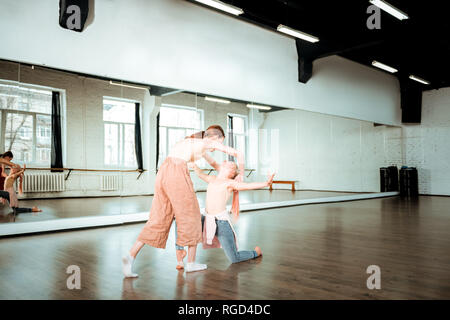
175,162,275,269
2,164,42,215
122,125,245,277
0,151,18,205
0,151,22,206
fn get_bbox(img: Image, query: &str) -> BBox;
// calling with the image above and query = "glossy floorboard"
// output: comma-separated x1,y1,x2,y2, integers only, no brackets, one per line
0,196,449,299
0,190,357,224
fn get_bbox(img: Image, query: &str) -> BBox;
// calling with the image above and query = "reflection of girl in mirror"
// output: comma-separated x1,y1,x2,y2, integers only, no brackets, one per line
123,125,245,277
3,164,42,215
0,151,21,205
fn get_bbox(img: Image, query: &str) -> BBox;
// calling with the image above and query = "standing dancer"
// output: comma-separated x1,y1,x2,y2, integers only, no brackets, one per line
123,125,245,277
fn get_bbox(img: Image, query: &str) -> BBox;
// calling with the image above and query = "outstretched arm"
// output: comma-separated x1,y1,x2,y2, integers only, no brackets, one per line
207,141,245,177
11,164,26,180
228,173,275,192
189,163,216,184
202,153,220,171
0,158,20,169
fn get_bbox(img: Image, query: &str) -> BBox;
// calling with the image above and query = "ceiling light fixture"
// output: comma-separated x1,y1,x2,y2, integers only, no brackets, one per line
409,75,430,85
277,24,319,43
369,0,409,20
371,60,398,73
205,96,231,104
194,0,244,16
246,104,271,111
110,80,148,90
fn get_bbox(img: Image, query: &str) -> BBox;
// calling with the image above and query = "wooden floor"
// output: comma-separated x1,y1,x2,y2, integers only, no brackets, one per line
0,196,449,299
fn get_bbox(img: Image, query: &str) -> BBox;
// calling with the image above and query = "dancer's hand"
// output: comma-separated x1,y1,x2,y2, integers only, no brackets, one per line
266,172,275,186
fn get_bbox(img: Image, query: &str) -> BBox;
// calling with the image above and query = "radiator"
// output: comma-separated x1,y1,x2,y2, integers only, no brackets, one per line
22,173,65,192
100,175,119,191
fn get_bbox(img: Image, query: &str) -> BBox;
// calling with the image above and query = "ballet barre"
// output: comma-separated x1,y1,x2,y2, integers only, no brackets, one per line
20,167,146,180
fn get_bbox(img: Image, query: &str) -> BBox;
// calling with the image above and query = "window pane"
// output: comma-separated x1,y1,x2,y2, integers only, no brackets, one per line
36,114,51,165
0,84,52,114
160,106,202,129
124,124,136,167
104,123,119,165
160,107,178,127
103,99,135,123
168,128,186,152
5,113,34,163
232,116,245,134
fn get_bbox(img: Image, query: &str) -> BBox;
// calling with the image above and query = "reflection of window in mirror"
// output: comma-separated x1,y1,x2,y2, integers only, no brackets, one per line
0,81,58,167
158,104,204,168
227,113,248,165
103,97,138,168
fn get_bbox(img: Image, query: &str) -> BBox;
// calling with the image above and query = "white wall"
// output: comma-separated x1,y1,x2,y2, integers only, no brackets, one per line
0,0,401,125
258,109,402,192
402,88,450,195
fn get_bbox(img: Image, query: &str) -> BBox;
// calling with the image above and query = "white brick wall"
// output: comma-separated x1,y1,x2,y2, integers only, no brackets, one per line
258,109,402,192
402,88,450,195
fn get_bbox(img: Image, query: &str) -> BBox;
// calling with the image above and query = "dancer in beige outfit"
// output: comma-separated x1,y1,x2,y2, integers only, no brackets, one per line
123,125,245,277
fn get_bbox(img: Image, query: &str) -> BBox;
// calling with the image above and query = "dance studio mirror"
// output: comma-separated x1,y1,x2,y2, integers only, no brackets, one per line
0,59,401,236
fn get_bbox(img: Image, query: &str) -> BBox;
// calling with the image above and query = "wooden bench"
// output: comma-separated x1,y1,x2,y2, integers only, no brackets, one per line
269,180,297,192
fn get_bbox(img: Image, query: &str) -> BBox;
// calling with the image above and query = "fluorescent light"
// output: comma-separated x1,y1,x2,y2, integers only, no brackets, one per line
205,96,230,104
194,0,243,16
369,0,409,20
277,24,319,43
110,80,148,90
409,75,430,85
371,60,398,73
247,104,271,111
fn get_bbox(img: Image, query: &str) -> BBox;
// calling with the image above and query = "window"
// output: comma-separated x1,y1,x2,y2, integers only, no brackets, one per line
227,114,248,164
103,98,136,168
0,82,53,166
159,104,204,167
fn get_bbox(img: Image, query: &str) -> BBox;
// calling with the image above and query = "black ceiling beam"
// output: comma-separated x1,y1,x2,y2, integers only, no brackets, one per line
398,73,424,123
296,36,386,83
149,86,182,96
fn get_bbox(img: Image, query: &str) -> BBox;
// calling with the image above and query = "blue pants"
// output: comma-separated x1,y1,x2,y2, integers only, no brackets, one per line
175,216,258,264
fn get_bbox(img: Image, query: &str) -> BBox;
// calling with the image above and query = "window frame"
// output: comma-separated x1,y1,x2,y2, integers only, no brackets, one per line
227,113,248,166
103,96,140,169
0,79,66,168
158,104,204,167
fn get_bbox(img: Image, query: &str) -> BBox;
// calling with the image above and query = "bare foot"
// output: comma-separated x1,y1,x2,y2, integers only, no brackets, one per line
176,249,187,270
254,246,262,257
32,207,42,212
